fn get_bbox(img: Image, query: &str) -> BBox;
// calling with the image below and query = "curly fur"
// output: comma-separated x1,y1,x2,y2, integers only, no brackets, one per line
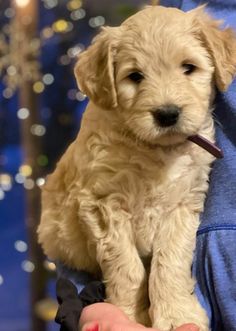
38,5,236,331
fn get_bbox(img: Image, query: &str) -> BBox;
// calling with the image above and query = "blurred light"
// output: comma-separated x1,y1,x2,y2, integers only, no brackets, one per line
0,189,5,200
76,91,86,101
67,89,77,100
33,81,45,94
0,174,12,191
31,124,46,136
15,0,30,8
67,0,82,11
41,27,54,39
17,108,30,120
0,275,4,285
14,240,28,252
21,260,35,272
53,20,70,33
3,88,14,99
43,0,58,9
44,260,56,271
35,298,58,321
67,45,83,58
19,164,32,177
70,8,86,20
37,155,48,167
4,8,15,18
15,173,26,184
43,73,54,85
24,178,35,190
36,178,45,187
89,16,105,28
7,65,17,76
59,55,71,66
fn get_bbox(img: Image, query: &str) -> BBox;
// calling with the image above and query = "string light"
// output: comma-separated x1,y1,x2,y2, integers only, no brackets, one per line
15,173,26,184
43,260,56,271
21,260,35,272
17,108,30,120
70,8,86,21
67,0,82,11
23,178,35,190
31,124,46,136
4,8,15,19
43,0,58,9
15,0,30,8
3,88,14,99
36,178,45,187
35,298,58,321
52,20,72,33
33,81,45,94
0,174,12,191
42,73,54,85
89,16,105,28
76,91,86,101
14,240,28,252
59,55,71,66
19,164,32,177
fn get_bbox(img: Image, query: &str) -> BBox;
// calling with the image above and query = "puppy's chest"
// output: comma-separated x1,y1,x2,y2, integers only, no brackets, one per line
130,154,195,257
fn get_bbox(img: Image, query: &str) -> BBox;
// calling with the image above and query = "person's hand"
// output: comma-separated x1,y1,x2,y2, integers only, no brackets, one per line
79,303,199,331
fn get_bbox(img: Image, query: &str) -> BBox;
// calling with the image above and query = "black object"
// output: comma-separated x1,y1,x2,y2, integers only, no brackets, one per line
55,278,106,331
152,105,180,127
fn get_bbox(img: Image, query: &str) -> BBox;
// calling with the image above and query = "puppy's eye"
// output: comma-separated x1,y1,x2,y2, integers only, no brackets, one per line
182,63,197,75
128,72,144,83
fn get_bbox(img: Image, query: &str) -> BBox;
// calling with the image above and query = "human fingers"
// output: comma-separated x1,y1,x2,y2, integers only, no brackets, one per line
79,303,130,327
174,324,199,331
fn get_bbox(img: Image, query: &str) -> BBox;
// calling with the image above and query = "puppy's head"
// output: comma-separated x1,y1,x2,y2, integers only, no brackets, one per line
75,6,236,146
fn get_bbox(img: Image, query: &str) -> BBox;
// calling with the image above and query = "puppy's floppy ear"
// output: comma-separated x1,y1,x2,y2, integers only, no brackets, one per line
190,6,236,91
74,27,120,109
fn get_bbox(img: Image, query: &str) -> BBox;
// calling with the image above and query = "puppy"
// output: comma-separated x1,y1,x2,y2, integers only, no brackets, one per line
38,5,236,331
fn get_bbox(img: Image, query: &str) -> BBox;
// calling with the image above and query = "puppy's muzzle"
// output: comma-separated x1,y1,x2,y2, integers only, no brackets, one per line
152,105,180,127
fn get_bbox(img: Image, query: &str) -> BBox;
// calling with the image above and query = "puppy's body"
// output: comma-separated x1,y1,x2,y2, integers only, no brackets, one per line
38,5,236,331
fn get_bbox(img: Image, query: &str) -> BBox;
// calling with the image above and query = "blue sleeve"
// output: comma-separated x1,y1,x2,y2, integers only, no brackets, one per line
159,0,182,7
193,229,236,331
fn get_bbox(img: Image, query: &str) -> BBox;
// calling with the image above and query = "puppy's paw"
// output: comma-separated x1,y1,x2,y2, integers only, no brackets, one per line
150,296,210,331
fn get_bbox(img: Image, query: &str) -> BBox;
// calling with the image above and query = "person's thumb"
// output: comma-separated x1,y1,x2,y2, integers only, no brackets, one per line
175,323,199,331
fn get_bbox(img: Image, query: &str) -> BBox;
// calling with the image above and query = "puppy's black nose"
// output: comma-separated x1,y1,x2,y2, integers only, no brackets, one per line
153,105,180,127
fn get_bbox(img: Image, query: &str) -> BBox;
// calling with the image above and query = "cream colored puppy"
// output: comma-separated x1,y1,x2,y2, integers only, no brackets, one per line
38,5,236,331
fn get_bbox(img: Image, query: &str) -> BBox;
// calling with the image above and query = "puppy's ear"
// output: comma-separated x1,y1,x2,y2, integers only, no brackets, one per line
74,27,120,109
190,6,236,91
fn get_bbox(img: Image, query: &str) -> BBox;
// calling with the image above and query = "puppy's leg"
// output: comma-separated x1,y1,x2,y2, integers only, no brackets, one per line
96,231,150,325
149,206,209,331
79,193,150,325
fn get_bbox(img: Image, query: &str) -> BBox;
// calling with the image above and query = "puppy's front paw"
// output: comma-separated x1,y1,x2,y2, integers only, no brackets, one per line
150,295,210,331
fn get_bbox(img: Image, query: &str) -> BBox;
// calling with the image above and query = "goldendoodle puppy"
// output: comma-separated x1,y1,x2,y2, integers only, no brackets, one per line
38,5,236,331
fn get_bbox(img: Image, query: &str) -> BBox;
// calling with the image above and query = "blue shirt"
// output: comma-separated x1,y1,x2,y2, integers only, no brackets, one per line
58,1,236,330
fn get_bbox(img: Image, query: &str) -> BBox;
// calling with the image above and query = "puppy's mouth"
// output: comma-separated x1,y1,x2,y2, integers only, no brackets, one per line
187,134,223,159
